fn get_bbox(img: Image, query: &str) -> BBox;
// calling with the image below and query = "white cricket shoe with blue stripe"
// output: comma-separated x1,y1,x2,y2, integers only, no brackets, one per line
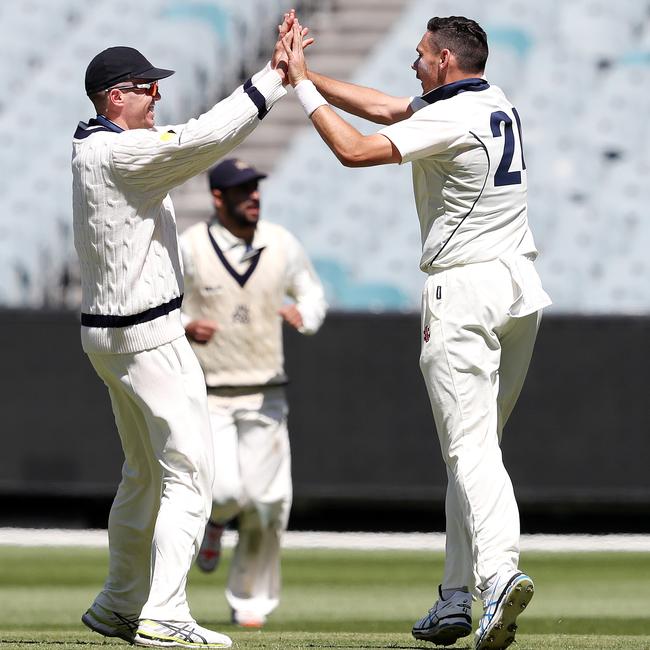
412,585,472,645
475,571,534,650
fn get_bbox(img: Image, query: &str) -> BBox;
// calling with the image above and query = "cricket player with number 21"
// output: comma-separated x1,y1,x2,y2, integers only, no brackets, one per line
282,14,551,650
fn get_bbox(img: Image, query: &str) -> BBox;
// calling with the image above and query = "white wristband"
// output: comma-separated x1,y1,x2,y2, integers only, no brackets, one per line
294,80,327,117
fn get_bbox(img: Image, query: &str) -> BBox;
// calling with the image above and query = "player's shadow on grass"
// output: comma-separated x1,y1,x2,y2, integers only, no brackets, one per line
354,641,473,650
0,642,102,646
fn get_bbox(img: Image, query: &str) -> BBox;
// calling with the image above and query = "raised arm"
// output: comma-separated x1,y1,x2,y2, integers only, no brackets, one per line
307,106,401,167
283,23,402,167
307,70,412,125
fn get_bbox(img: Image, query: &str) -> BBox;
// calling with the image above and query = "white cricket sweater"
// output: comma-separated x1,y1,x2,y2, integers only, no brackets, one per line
72,65,285,354
181,220,327,388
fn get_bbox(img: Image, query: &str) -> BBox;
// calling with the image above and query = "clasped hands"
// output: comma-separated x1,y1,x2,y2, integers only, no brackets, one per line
271,8,312,87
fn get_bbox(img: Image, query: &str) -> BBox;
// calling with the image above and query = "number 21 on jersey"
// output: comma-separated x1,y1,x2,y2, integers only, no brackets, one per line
490,108,525,187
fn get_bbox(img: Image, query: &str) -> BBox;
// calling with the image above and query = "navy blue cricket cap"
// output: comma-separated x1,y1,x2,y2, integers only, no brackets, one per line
208,159,267,191
85,46,175,95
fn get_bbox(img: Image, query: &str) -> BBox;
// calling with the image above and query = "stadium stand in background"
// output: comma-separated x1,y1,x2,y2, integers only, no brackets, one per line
1,0,649,313
0,0,328,307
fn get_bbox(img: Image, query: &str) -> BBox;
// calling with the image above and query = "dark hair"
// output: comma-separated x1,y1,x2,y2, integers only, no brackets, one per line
426,16,488,73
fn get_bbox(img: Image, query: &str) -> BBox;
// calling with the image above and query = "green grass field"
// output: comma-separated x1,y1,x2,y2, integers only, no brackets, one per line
1,546,649,649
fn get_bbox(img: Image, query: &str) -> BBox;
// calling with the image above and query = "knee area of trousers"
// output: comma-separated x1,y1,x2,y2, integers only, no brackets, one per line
211,496,241,517
239,502,286,531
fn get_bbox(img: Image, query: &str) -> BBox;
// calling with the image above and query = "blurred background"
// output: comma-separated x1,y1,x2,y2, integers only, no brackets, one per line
0,0,648,533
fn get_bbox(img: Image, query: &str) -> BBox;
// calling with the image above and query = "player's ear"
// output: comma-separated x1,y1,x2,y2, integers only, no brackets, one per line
439,48,451,69
107,88,126,108
211,189,224,211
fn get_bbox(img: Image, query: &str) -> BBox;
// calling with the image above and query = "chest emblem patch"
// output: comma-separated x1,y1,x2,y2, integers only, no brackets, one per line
423,324,431,343
233,304,250,324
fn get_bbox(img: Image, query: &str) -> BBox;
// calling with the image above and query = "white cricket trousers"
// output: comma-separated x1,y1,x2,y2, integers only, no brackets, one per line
206,386,292,618
419,259,542,596
87,336,214,621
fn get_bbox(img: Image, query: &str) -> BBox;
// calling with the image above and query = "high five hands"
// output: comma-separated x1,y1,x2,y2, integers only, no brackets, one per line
281,21,310,86
272,9,313,85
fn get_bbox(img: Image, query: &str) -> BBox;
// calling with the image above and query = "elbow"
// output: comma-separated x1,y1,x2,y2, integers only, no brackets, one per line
326,131,378,167
339,156,358,168
336,148,369,168
373,101,407,125
373,110,395,126
354,100,395,125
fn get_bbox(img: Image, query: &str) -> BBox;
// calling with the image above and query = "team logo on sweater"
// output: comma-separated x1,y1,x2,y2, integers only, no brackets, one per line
423,324,430,343
233,304,250,324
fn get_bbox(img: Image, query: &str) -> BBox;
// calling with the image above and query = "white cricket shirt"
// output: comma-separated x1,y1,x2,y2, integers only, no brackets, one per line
380,78,538,271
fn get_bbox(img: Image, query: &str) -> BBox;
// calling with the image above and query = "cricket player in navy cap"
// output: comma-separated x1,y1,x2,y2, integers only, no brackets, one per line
73,11,313,648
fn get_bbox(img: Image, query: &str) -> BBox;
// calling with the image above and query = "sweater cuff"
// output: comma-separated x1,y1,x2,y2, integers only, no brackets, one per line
243,68,286,120
251,61,272,85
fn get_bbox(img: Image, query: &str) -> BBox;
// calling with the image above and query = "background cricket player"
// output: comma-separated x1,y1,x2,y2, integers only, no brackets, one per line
280,14,551,650
181,158,326,628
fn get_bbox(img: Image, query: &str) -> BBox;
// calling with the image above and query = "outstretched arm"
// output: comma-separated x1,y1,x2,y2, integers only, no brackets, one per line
309,106,401,167
307,70,413,125
284,24,401,167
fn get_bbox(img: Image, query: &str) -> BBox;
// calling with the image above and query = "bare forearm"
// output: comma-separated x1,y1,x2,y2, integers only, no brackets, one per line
308,70,411,125
282,21,401,164
310,105,399,167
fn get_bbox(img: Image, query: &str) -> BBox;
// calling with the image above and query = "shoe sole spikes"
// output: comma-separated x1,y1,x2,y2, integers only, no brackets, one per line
476,575,534,650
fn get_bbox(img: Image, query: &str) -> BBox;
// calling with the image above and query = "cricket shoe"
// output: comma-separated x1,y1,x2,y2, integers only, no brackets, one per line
475,572,534,650
196,521,225,573
81,602,139,643
231,608,267,628
411,585,472,645
134,619,232,648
